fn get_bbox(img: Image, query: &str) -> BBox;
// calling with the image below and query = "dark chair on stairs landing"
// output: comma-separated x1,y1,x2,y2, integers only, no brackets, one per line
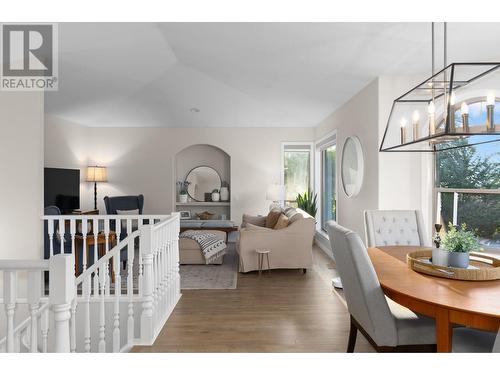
326,221,437,352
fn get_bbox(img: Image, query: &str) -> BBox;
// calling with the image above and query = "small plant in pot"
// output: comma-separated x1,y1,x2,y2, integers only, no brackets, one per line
296,188,318,218
177,181,190,203
441,223,482,268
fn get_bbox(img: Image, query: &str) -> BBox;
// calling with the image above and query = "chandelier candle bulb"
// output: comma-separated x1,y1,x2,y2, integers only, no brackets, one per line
412,110,420,141
461,102,470,132
486,93,495,132
400,118,408,144
428,102,436,135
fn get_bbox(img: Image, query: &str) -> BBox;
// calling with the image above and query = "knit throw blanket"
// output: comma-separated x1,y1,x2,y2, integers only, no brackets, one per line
180,230,227,264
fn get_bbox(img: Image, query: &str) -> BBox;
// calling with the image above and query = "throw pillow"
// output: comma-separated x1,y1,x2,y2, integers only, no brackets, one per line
274,214,289,230
266,208,282,228
242,214,266,228
116,209,140,232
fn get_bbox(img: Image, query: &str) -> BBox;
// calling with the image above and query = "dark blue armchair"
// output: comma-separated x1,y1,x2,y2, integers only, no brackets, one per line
103,195,144,268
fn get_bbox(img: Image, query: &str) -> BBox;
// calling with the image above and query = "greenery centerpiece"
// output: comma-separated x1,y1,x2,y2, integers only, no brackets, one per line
296,188,318,218
441,223,482,268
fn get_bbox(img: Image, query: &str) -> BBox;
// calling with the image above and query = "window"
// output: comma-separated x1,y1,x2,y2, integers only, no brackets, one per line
282,143,312,206
436,139,500,251
321,144,337,231
315,132,337,232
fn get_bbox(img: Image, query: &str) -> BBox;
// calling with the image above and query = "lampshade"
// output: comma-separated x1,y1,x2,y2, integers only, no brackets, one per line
86,166,108,182
266,184,285,201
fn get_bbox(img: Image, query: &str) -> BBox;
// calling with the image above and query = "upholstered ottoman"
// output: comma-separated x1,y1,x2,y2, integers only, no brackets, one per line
179,230,227,265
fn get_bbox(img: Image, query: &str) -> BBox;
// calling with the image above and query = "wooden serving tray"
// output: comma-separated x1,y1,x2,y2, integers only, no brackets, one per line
407,250,500,281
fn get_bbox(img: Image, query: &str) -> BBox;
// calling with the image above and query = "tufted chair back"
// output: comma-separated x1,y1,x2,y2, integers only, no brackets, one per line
326,221,398,346
364,210,427,248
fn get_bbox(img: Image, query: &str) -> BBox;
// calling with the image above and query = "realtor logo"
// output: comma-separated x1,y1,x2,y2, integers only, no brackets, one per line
1,23,58,91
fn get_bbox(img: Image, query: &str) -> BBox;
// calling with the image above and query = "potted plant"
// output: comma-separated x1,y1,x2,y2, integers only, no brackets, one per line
296,188,318,218
441,223,482,268
177,181,190,203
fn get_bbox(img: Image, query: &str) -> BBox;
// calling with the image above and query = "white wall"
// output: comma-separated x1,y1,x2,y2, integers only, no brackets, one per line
44,116,314,224
378,75,434,240
314,75,434,251
0,92,44,259
315,79,380,239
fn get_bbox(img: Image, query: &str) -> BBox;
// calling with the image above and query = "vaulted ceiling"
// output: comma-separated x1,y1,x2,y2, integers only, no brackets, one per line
45,22,500,127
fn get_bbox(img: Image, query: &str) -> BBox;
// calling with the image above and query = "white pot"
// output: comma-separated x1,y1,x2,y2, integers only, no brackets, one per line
220,187,229,201
448,252,470,268
211,192,220,202
432,248,449,267
179,194,188,203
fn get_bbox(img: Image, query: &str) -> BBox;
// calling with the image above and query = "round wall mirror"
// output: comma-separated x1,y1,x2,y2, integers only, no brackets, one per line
341,136,364,198
185,166,222,202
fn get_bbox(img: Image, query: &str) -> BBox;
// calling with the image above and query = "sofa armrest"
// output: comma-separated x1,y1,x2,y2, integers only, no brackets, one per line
241,213,267,228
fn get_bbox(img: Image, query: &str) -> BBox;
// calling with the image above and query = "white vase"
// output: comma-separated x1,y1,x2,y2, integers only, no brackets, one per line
211,192,220,202
220,187,229,201
179,194,188,203
432,248,449,267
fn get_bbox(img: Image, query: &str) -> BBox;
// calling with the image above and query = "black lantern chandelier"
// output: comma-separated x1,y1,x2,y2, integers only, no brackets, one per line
380,23,500,152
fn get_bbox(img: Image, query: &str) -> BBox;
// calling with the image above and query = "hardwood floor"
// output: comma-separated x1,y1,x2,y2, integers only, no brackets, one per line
132,246,375,352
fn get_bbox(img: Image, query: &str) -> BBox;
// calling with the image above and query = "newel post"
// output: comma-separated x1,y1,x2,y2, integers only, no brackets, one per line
140,224,155,344
49,254,75,353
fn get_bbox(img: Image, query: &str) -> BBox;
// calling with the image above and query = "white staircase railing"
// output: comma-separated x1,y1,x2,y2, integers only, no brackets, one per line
0,213,181,353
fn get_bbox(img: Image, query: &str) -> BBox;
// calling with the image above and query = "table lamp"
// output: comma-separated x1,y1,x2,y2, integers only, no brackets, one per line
86,166,108,210
266,184,285,210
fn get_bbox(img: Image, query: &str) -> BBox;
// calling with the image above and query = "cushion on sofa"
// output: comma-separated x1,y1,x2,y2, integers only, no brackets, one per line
246,223,274,231
242,214,267,228
274,214,289,229
266,208,282,228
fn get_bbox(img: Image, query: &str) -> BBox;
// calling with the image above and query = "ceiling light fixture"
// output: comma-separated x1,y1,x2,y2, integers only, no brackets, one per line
189,107,200,113
380,22,500,152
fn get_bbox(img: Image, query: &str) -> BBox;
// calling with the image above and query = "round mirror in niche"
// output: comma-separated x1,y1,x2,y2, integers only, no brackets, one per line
185,166,222,202
341,136,364,198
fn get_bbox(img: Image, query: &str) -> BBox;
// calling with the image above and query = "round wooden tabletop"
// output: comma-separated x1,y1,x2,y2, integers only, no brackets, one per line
368,246,500,352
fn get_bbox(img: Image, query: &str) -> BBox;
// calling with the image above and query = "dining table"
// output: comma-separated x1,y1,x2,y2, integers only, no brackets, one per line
368,246,500,352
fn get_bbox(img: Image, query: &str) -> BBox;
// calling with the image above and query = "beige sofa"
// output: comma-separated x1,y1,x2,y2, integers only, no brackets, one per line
179,230,226,265
237,207,315,273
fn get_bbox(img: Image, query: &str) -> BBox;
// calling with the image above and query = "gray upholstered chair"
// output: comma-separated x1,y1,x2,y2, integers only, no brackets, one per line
326,221,437,352
452,327,500,353
364,209,428,247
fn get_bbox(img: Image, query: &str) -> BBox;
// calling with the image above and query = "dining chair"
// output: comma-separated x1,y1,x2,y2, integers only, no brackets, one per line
326,221,437,352
452,327,500,353
364,209,428,247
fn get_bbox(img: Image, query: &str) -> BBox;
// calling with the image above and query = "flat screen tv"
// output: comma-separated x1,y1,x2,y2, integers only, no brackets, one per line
44,168,80,214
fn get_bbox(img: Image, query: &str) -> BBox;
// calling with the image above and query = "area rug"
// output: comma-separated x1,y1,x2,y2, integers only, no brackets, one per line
179,244,238,290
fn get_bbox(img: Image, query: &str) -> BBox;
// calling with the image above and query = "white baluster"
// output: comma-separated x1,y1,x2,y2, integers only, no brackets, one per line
49,254,75,353
28,270,41,353
47,218,55,258
98,263,106,353
82,219,88,272
4,270,17,353
59,218,65,254
140,224,154,344
113,251,121,353
127,219,135,346
40,308,49,353
104,219,111,296
70,219,76,274
93,218,99,297
70,292,77,352
83,274,91,352
138,219,144,296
